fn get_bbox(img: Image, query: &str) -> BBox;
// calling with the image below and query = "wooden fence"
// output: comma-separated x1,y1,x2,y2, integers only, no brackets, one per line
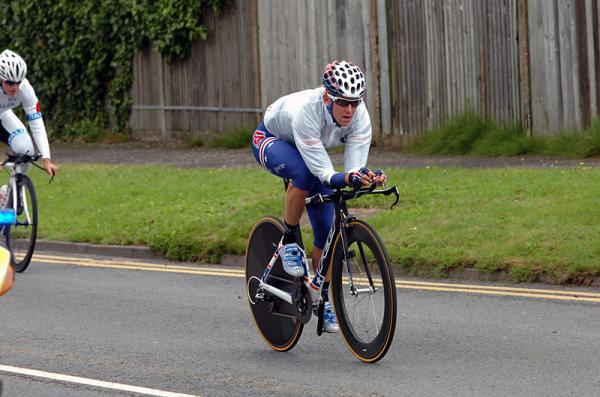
527,0,600,134
129,0,600,143
386,0,521,143
257,0,378,124
129,1,260,141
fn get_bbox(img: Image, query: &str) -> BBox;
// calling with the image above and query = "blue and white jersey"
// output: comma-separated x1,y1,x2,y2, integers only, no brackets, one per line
263,87,371,185
0,78,50,159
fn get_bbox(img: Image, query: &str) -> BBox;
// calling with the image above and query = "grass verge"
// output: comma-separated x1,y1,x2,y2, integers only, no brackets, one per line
30,164,600,284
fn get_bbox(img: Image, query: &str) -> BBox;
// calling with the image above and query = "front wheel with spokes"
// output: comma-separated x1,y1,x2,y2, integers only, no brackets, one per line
5,174,38,273
330,219,397,363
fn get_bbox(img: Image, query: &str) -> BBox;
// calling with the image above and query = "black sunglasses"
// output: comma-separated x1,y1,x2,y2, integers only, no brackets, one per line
3,80,21,86
327,94,362,108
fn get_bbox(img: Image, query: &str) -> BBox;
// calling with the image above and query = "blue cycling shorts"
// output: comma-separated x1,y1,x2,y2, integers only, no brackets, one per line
252,122,333,249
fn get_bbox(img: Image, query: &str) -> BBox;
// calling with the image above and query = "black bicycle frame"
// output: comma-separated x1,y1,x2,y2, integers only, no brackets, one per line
258,185,399,309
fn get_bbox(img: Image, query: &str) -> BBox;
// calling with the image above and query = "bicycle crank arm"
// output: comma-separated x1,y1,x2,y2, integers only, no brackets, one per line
259,281,293,304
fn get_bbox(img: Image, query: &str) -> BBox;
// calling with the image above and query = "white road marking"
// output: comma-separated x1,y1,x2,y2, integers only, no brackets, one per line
0,365,200,397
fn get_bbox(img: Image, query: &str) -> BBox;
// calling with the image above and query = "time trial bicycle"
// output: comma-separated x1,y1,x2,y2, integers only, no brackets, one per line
246,183,399,363
0,153,49,272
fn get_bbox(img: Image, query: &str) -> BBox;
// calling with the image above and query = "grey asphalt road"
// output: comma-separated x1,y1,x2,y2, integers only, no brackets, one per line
1,254,599,397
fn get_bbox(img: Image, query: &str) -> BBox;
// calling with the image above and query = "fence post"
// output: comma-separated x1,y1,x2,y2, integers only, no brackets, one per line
157,53,167,140
517,0,532,136
376,0,392,141
251,0,262,124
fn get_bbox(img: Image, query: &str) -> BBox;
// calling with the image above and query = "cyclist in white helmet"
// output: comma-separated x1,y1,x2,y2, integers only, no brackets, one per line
251,60,387,333
0,49,57,176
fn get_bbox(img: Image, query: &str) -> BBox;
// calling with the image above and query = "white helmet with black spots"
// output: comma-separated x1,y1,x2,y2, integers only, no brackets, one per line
0,49,27,83
322,60,366,100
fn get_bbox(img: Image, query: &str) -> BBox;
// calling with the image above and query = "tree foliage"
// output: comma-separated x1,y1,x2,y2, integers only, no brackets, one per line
0,0,229,139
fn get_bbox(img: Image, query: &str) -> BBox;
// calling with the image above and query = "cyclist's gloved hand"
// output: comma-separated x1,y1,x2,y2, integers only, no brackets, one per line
349,167,373,188
373,169,388,186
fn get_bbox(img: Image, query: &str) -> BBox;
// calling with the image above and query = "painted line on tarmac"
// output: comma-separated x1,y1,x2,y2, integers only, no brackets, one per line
35,254,242,277
0,364,199,397
35,254,600,303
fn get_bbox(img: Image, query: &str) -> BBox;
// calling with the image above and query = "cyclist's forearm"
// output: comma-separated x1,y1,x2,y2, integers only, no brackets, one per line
28,118,51,159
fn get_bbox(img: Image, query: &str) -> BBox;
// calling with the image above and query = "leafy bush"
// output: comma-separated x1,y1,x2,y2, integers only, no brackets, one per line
0,0,230,140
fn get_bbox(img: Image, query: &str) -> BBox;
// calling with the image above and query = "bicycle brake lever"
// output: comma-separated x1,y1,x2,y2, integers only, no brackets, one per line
390,186,400,209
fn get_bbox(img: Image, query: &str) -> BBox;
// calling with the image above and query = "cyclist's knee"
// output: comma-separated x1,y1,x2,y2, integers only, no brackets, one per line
287,182,309,196
291,171,317,191
9,130,34,155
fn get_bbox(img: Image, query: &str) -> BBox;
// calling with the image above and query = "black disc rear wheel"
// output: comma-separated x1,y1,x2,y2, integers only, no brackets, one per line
5,174,38,273
245,216,303,351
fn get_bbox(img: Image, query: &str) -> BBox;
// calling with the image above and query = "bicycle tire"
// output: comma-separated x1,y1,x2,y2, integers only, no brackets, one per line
5,174,38,273
330,219,397,363
245,216,303,352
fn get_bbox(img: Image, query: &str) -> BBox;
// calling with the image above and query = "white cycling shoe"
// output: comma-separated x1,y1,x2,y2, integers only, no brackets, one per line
314,302,339,333
323,302,339,333
279,242,306,278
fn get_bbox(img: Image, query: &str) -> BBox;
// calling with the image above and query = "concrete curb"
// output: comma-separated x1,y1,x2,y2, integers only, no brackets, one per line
34,240,600,288
36,240,160,260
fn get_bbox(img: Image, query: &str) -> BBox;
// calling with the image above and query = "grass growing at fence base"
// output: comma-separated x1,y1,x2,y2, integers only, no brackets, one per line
183,126,254,149
206,126,254,149
408,111,600,158
31,164,600,284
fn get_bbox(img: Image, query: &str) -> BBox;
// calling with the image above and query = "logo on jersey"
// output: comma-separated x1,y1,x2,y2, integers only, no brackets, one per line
25,101,43,121
7,128,27,145
253,130,266,148
26,112,42,121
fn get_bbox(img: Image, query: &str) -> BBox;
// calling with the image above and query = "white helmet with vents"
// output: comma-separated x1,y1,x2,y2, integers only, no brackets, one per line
322,60,366,100
0,49,27,83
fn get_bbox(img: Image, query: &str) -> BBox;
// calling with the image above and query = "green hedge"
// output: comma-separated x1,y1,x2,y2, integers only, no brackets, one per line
0,0,230,140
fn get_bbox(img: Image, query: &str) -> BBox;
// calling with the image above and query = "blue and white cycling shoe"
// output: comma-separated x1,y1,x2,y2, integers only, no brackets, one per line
322,302,339,333
279,242,306,278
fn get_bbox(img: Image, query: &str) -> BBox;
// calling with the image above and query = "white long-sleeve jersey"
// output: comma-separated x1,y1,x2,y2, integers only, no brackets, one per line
0,78,51,159
263,87,371,185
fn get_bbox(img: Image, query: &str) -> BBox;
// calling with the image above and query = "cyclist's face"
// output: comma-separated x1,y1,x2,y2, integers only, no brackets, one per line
1,80,20,97
325,94,359,127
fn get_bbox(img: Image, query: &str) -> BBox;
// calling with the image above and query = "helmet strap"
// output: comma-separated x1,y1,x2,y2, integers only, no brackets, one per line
325,103,341,127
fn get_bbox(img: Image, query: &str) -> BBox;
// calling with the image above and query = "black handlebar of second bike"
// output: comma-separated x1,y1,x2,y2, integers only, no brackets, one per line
305,184,400,209
1,153,42,166
1,153,55,183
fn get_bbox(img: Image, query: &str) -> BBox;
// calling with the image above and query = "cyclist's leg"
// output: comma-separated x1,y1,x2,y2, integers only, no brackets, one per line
305,181,334,273
0,110,34,173
252,122,318,226
305,181,338,332
252,122,318,276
